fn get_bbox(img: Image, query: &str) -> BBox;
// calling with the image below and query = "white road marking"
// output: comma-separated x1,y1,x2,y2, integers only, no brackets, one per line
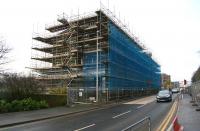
137,104,145,109
74,124,95,131
112,110,131,119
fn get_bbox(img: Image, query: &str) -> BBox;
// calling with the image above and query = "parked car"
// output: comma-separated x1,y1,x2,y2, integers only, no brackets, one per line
172,88,179,93
156,90,172,102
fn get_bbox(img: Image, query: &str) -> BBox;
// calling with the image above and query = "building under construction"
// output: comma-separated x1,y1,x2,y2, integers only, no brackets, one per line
31,5,161,103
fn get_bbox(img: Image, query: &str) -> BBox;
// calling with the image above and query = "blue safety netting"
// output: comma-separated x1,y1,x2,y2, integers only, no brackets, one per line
108,21,161,90
82,52,106,90
82,21,161,91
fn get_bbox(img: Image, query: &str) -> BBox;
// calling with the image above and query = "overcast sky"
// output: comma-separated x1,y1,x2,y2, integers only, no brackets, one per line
0,0,200,81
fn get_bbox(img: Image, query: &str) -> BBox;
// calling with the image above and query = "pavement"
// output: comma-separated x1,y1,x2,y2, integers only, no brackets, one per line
178,94,200,131
0,103,98,128
0,95,177,131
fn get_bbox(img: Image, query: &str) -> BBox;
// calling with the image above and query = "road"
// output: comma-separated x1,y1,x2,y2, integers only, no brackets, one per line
0,94,178,131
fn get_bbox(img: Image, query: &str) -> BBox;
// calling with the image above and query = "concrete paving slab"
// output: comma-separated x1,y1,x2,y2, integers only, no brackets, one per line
178,94,200,131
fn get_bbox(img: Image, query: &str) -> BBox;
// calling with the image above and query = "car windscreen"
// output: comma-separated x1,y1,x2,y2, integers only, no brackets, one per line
158,90,169,95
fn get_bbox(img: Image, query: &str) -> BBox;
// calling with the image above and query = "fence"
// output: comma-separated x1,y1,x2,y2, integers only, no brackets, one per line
121,116,151,131
67,88,158,104
190,81,200,109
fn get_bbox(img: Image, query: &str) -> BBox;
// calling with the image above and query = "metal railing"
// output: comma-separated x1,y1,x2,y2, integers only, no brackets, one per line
190,81,200,108
66,88,157,104
121,116,151,131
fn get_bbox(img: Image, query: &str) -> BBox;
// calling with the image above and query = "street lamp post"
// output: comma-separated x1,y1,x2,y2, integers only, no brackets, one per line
96,30,99,102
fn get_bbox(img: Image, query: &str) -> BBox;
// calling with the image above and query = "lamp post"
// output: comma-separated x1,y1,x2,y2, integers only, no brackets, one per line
96,30,99,102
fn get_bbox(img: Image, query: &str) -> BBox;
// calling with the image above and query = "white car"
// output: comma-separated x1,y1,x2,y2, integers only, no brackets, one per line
172,88,179,93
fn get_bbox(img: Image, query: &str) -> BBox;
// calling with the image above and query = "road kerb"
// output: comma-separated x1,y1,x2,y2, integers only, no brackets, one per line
0,107,99,128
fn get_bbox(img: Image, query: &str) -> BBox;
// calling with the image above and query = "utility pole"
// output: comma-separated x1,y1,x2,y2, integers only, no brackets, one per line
96,30,99,102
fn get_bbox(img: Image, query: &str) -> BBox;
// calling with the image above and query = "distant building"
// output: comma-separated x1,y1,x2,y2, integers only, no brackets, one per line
161,73,171,89
171,81,180,88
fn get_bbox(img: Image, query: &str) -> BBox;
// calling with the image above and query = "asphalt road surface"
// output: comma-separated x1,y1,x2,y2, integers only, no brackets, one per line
0,94,178,131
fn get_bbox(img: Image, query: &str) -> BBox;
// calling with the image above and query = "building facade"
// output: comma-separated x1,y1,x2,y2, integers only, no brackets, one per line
161,73,171,89
171,81,180,88
31,7,161,102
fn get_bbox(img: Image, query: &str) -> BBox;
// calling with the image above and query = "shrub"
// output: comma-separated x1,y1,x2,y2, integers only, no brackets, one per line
5,103,12,112
0,100,7,112
21,98,32,111
23,98,49,110
0,100,7,106
39,100,48,108
0,98,49,113
11,100,23,111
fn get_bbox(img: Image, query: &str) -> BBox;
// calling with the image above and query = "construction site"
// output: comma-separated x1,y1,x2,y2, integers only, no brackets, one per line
31,4,161,103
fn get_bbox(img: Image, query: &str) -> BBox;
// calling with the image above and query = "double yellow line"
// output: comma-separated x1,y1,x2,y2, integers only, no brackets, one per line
156,101,178,131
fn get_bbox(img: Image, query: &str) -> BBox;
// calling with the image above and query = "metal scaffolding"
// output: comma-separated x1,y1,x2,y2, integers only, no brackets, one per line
31,6,109,96
31,3,160,103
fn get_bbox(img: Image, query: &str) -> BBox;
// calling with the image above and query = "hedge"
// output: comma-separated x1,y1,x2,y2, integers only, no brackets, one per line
0,98,48,113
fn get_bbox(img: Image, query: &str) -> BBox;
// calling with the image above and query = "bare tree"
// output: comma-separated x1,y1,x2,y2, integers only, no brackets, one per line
192,66,200,83
0,73,42,100
0,39,11,66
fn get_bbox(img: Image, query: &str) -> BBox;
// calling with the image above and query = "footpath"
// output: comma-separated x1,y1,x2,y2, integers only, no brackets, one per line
0,103,98,128
178,94,200,131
